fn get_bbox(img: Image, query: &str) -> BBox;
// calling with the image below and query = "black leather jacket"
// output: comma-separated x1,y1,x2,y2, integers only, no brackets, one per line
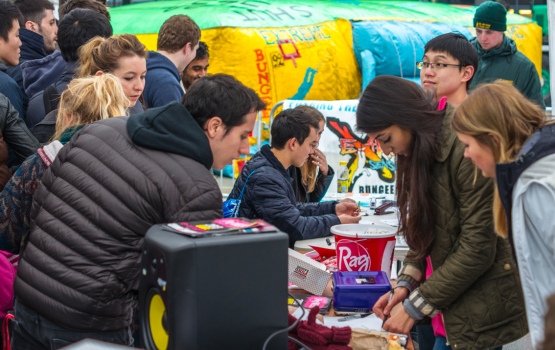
0,93,40,188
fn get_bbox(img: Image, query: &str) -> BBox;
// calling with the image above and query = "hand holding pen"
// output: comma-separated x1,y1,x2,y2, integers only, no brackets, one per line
355,201,361,215
336,201,363,224
372,287,408,322
382,288,395,328
373,287,413,334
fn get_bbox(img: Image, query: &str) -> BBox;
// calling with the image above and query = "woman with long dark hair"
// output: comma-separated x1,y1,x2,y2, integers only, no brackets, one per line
359,75,527,349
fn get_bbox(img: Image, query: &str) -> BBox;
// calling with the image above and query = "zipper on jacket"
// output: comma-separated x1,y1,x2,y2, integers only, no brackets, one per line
444,315,451,346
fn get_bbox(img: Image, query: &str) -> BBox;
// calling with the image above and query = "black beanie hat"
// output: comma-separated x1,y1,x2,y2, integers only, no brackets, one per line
473,1,507,32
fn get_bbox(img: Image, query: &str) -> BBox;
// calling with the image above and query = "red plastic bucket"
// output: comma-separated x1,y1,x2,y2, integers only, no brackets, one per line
332,224,397,278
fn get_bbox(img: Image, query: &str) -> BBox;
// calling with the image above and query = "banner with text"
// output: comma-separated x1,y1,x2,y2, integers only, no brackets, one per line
283,99,396,199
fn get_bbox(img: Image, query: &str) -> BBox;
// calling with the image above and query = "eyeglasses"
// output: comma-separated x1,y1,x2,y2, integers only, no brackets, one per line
416,61,463,70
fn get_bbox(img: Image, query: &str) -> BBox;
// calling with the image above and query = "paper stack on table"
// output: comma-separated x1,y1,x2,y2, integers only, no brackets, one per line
324,313,383,330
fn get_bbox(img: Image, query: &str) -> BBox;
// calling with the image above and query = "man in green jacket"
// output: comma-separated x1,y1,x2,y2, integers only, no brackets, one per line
470,1,545,108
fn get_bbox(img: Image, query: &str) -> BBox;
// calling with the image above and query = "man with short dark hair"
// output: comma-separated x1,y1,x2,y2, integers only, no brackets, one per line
59,0,107,5
419,33,477,107
470,1,545,108
11,74,265,348
59,0,111,20
0,0,27,121
25,9,112,130
182,41,209,92
229,109,361,248
0,0,40,187
14,0,58,56
22,0,111,99
9,0,57,95
416,34,480,345
417,34,478,347
144,15,200,108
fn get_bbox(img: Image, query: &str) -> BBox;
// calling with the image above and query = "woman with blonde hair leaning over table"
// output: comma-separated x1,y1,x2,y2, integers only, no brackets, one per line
358,75,527,350
452,80,555,349
0,74,129,255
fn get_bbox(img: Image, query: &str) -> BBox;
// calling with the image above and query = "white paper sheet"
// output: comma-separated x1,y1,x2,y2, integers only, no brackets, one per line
323,313,383,331
381,219,399,227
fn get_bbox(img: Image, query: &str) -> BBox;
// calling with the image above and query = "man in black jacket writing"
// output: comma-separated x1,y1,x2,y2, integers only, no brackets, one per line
229,108,361,248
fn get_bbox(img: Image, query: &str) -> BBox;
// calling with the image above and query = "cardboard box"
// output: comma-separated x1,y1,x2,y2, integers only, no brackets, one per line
288,249,332,295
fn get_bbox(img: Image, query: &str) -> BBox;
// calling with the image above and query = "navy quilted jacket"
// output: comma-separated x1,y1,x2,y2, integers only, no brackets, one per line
229,145,340,248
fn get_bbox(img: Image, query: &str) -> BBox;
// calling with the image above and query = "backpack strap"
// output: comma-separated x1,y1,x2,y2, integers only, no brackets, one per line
236,169,257,201
2,313,14,350
43,84,61,115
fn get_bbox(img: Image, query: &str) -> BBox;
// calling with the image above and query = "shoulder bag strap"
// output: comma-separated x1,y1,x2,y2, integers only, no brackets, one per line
236,169,257,201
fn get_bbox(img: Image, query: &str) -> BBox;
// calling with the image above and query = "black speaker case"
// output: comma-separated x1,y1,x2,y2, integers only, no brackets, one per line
140,225,289,350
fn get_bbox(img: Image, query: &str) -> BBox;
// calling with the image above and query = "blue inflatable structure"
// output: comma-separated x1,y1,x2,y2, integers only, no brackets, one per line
352,21,472,90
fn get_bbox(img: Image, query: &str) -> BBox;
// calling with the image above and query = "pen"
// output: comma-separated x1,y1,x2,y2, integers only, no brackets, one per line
355,201,361,214
382,288,395,328
338,313,371,322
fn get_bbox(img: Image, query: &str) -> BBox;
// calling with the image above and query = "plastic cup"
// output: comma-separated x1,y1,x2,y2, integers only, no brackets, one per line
332,224,397,278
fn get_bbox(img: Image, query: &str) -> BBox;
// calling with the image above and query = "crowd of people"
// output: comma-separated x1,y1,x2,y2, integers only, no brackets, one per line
0,0,552,349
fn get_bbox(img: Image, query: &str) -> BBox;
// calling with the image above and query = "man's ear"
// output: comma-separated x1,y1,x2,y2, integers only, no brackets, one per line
182,42,192,55
204,116,223,138
25,21,37,32
462,65,475,83
287,138,298,151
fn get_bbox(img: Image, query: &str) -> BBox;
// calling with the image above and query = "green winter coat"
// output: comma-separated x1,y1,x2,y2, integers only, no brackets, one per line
397,106,528,349
470,35,545,109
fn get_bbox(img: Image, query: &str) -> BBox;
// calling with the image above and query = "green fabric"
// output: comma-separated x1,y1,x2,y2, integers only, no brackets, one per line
470,36,545,108
473,1,507,32
59,125,83,145
397,105,528,349
109,0,533,34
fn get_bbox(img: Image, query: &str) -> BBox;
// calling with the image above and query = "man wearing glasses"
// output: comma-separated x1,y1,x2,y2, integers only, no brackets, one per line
228,108,361,249
416,35,477,348
469,1,544,108
417,33,478,107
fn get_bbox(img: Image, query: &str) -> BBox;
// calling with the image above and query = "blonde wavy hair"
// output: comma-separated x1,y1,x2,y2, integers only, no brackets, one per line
54,74,129,140
294,105,326,193
452,80,547,238
77,34,147,77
